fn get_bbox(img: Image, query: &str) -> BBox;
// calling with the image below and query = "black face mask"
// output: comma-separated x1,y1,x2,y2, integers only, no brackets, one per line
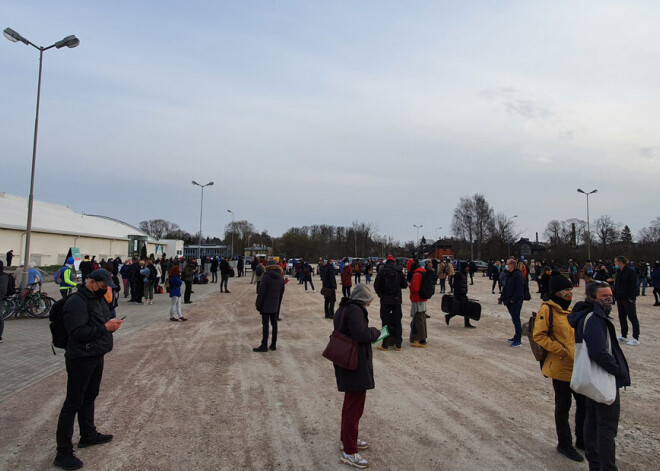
549,294,571,311
91,281,107,298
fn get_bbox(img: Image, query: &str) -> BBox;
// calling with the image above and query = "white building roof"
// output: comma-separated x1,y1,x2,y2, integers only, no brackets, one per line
0,192,156,241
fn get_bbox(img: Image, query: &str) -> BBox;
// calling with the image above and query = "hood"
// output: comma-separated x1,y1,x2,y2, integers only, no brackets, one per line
264,266,282,278
568,299,610,328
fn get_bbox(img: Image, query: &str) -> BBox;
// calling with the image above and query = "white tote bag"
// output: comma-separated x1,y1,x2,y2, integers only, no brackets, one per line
570,313,617,405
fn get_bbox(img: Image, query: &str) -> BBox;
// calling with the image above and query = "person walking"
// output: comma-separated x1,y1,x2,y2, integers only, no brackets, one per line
321,259,338,319
409,261,429,347
501,258,525,347
568,281,631,471
332,284,381,469
445,262,476,328
301,260,315,293
53,269,124,470
341,259,353,298
58,257,78,298
373,255,407,351
253,262,285,352
219,257,231,293
532,272,585,462
167,265,186,322
613,255,639,345
182,258,195,304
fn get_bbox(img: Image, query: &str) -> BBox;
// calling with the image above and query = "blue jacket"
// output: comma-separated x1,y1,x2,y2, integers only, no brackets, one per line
651,268,660,289
169,275,182,297
501,268,524,305
569,300,630,388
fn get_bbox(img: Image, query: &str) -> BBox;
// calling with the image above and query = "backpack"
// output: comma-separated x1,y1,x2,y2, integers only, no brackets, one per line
572,266,578,275
255,264,264,276
586,266,594,276
418,269,438,300
522,305,554,363
3,272,16,296
54,266,66,284
303,267,310,277
49,292,85,355
382,267,400,296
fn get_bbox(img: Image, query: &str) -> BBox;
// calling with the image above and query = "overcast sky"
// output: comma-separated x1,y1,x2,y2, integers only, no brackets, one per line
2,1,658,245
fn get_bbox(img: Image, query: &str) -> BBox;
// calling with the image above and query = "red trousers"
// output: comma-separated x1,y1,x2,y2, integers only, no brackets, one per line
340,391,366,454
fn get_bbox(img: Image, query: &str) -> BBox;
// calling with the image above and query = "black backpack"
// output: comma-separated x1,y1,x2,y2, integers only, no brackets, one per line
1,272,16,296
418,269,438,299
49,292,85,355
382,267,400,296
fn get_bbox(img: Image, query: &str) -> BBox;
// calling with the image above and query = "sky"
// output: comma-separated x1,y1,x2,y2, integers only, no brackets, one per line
2,1,659,245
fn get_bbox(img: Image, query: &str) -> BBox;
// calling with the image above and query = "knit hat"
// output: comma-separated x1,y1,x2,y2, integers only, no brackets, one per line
349,284,373,304
387,254,394,261
549,271,572,293
66,257,74,265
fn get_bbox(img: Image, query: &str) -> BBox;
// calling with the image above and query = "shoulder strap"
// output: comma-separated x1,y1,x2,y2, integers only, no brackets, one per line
547,305,554,338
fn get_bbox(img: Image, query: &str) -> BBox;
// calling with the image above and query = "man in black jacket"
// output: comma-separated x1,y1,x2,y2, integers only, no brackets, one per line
54,269,124,470
613,255,639,345
253,263,285,352
569,281,630,471
501,258,525,347
79,256,92,284
374,255,408,351
219,257,231,293
210,256,219,283
445,262,475,328
321,259,337,319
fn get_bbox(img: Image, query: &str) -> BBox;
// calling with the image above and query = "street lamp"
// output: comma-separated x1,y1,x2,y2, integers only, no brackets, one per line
192,180,213,261
4,27,79,288
435,227,442,258
413,224,423,258
507,215,518,258
577,188,597,260
227,209,234,258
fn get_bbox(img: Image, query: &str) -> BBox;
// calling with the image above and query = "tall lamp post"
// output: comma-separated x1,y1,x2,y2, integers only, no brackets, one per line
413,224,423,258
227,209,234,258
435,227,442,258
192,180,213,261
507,215,518,257
577,188,597,260
4,27,79,288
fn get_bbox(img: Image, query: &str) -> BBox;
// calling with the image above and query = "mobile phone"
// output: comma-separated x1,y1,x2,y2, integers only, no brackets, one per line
120,316,127,320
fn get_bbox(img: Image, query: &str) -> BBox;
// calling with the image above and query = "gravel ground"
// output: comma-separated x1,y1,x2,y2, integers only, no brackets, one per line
0,273,657,470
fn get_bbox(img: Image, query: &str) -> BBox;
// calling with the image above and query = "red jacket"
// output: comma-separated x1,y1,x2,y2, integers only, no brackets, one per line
409,267,427,303
341,265,353,286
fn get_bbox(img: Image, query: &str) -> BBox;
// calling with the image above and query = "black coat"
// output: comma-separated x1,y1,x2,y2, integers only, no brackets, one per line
453,270,468,300
63,285,113,360
219,259,230,276
614,265,637,300
256,267,285,314
333,298,380,392
373,261,407,304
321,264,337,290
210,258,219,273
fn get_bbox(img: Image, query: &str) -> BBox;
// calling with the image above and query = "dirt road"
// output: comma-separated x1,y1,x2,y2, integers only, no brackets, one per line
1,273,657,470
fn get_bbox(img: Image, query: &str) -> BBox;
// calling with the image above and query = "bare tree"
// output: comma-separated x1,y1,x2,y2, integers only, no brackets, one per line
637,216,660,244
544,220,562,246
594,215,621,247
139,219,183,240
451,194,494,259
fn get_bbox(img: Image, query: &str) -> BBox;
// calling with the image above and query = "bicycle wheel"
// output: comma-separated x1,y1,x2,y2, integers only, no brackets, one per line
26,295,51,318
2,298,17,320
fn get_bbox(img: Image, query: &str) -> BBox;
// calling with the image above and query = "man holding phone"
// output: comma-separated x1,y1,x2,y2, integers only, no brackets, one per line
54,269,124,470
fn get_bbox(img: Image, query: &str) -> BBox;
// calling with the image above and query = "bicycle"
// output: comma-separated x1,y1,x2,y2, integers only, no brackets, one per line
1,283,55,320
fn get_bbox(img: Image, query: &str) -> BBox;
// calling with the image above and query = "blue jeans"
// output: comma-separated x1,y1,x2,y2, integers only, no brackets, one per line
506,300,523,342
638,277,647,295
304,279,315,291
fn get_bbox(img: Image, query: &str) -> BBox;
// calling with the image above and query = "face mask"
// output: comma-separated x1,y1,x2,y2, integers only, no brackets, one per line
596,296,613,315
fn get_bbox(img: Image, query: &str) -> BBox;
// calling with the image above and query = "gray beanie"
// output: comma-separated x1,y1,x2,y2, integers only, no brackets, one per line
349,283,373,304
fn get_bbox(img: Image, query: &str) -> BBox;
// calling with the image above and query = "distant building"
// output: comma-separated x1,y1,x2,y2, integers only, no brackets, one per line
183,244,229,259
0,192,170,265
244,245,272,257
512,238,547,258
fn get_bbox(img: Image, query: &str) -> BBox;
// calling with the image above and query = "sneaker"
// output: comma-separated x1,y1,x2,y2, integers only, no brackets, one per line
410,341,427,348
53,453,83,470
510,341,522,348
78,432,113,448
507,337,516,342
394,347,402,351
627,338,640,346
179,317,188,321
557,445,584,462
617,336,628,343
169,317,179,322
339,439,369,451
340,452,369,469
377,345,389,352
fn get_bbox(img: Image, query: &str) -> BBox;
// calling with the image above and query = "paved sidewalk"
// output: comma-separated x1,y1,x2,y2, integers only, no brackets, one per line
0,281,218,402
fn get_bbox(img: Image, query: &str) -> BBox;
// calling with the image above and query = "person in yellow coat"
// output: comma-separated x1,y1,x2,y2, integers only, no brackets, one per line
533,272,586,463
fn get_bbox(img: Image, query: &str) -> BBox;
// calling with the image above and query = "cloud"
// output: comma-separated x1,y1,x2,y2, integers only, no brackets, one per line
479,87,551,121
640,146,660,160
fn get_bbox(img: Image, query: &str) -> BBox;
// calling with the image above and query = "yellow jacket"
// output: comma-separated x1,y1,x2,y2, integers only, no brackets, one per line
532,300,575,382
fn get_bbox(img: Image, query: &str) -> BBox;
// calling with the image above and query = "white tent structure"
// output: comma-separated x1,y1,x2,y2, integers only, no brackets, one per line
0,192,165,266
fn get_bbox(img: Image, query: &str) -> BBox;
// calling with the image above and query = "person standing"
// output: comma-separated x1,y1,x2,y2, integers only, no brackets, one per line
651,262,660,307
210,256,219,283
119,260,130,298
353,260,362,285
237,257,244,277
253,262,285,352
501,258,525,347
301,260,315,293
79,256,92,284
321,259,338,319
613,255,639,345
219,257,231,293
438,259,447,294
58,257,78,298
167,265,186,322
447,260,455,293
254,259,265,292
364,260,373,285
53,269,124,470
636,260,647,296
491,260,502,294
409,261,430,347
445,262,475,328
0,261,10,343
182,258,195,304
332,284,380,469
568,281,631,471
374,255,407,351
533,272,585,462
250,257,258,284
468,260,477,285
6,249,13,267
341,259,353,298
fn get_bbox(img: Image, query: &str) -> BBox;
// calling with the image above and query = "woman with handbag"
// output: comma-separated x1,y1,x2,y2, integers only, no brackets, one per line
532,272,585,462
333,284,380,469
